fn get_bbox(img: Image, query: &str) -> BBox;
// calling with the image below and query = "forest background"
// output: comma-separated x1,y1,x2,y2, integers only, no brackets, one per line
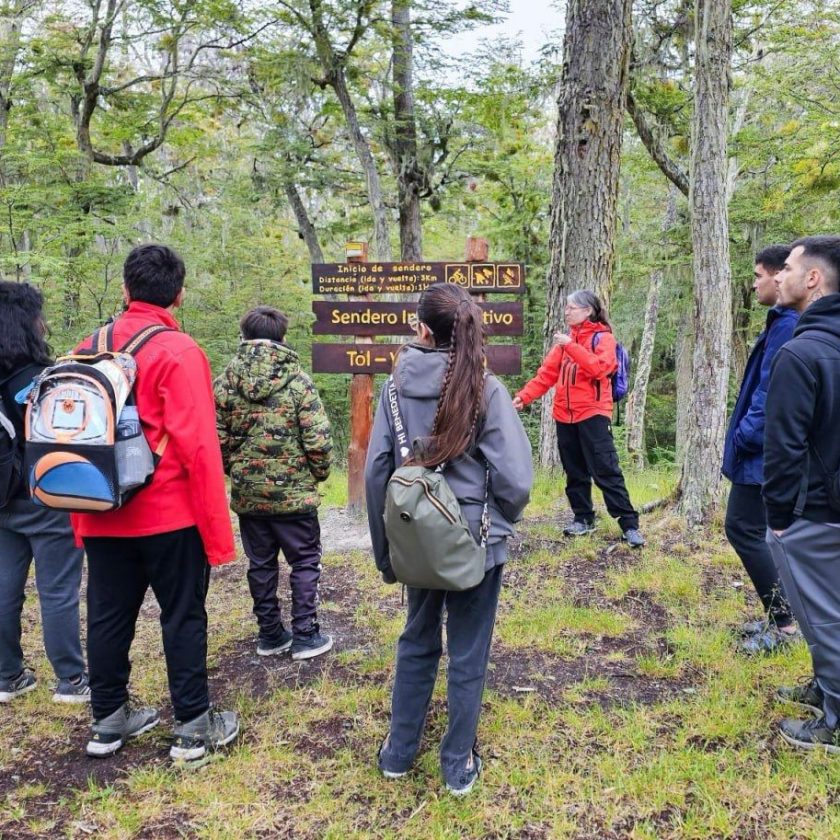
1,0,839,516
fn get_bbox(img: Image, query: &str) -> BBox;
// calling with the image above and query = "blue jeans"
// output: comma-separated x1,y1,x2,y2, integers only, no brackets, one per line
0,500,85,680
380,542,505,786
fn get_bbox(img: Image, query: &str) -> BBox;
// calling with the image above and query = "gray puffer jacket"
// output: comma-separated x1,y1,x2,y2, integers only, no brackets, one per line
364,344,533,581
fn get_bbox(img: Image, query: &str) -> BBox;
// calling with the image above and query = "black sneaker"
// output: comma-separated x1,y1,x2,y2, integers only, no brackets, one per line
776,678,824,715
0,668,36,703
622,528,646,548
563,519,595,537
780,716,840,754
445,752,483,797
53,672,91,704
170,708,240,767
257,628,293,657
377,736,409,779
87,702,160,757
291,632,333,661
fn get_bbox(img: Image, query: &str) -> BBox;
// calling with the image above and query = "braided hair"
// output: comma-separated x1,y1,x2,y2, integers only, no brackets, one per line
414,283,487,466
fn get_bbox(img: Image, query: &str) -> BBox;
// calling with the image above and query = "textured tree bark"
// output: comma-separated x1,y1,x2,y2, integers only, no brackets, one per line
284,182,324,264
678,0,733,525
625,186,678,468
539,0,633,469
391,0,423,261
675,315,693,465
309,0,392,261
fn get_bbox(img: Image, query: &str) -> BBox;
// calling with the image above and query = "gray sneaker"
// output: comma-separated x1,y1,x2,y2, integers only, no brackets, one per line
0,668,36,703
622,528,646,548
86,702,160,757
445,753,483,797
170,708,240,766
563,519,596,537
291,632,333,661
741,626,803,655
257,628,293,656
53,673,91,704
776,677,824,715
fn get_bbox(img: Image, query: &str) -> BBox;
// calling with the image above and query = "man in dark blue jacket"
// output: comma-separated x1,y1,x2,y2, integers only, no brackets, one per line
723,245,799,653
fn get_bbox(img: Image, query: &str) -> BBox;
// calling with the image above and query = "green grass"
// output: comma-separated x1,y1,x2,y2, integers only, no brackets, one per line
2,467,839,839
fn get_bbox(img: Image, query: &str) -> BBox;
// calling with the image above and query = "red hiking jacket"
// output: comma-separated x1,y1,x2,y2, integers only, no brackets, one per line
516,320,617,424
70,302,235,566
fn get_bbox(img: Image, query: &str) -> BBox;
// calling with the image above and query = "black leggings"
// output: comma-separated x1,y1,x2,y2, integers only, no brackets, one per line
556,416,639,531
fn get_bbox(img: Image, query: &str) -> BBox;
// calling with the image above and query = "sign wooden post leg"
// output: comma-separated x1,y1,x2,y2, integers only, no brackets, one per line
346,242,372,514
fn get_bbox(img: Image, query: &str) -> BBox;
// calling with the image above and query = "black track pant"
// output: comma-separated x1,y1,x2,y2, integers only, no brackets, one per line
84,526,211,722
556,416,639,531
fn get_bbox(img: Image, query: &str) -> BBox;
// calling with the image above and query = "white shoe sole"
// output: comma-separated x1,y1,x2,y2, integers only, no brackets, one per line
780,728,840,754
86,717,160,758
53,692,92,704
0,682,37,703
381,768,408,779
257,640,293,656
291,638,334,661
775,690,822,716
170,720,240,765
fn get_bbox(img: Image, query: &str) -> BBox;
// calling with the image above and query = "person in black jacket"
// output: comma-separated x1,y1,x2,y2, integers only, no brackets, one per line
0,282,89,704
764,235,840,752
722,245,800,654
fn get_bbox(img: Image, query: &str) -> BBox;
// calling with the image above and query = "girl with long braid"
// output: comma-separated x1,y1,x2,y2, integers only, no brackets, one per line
365,282,533,796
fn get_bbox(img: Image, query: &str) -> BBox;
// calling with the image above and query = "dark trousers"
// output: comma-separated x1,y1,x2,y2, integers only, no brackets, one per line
725,483,793,626
380,551,504,786
556,416,639,531
0,501,85,681
84,527,211,722
767,520,840,727
238,512,322,639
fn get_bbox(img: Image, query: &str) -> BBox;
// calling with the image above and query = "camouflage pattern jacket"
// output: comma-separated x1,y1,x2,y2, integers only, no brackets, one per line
215,340,332,516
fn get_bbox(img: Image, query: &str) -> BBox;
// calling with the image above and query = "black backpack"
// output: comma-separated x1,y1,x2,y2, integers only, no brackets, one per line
0,377,23,508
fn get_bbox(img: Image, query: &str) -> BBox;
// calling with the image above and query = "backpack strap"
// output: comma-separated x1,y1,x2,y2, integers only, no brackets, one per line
121,324,173,355
386,376,412,465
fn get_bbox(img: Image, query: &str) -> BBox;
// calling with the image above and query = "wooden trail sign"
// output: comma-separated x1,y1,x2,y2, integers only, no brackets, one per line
312,301,523,336
312,261,525,295
313,343,522,375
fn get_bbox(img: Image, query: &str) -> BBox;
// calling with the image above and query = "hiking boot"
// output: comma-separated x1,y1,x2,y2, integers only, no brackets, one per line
53,672,91,704
563,519,595,537
622,528,646,548
0,668,36,703
780,716,840,754
776,678,824,715
257,628,293,657
741,625,802,655
170,708,240,766
86,702,160,757
291,632,333,661
445,752,483,797
378,736,409,780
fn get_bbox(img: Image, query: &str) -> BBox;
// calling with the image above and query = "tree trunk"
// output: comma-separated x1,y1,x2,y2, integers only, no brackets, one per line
0,0,26,185
675,315,693,465
284,182,324,264
678,0,733,525
391,0,423,261
540,0,633,468
625,186,678,468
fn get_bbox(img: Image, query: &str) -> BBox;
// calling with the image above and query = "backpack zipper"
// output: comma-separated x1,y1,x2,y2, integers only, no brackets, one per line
390,474,458,525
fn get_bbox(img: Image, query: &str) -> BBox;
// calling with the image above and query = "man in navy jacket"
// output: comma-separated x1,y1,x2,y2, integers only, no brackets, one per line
723,245,799,653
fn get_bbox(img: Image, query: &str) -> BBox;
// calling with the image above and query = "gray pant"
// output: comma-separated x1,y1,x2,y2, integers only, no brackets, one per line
0,499,85,681
380,542,505,786
767,519,840,727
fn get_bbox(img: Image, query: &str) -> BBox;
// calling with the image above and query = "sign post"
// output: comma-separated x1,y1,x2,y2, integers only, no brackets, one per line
345,242,373,514
312,239,525,514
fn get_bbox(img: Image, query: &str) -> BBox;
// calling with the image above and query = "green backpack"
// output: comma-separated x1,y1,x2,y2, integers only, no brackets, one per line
383,377,489,591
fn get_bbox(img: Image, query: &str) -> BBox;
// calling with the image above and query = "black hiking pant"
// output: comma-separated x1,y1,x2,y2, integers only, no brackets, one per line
84,526,211,722
725,482,793,627
238,512,322,639
556,416,639,531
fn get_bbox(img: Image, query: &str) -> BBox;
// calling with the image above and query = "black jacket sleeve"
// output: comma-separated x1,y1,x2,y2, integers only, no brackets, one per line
763,347,816,530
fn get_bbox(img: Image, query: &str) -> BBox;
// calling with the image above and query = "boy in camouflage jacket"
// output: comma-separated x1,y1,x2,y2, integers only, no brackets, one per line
215,306,334,661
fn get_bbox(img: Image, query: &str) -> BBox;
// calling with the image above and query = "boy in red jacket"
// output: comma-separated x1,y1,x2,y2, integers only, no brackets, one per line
74,244,239,766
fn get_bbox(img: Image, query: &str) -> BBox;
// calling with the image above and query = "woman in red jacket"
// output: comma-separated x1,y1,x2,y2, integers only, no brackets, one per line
513,290,645,547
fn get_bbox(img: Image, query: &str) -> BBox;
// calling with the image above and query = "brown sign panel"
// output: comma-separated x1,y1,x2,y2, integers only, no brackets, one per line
312,344,522,375
312,301,524,336
311,261,525,295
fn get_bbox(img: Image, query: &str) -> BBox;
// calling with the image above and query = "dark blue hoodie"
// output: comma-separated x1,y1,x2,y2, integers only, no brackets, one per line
722,305,799,485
